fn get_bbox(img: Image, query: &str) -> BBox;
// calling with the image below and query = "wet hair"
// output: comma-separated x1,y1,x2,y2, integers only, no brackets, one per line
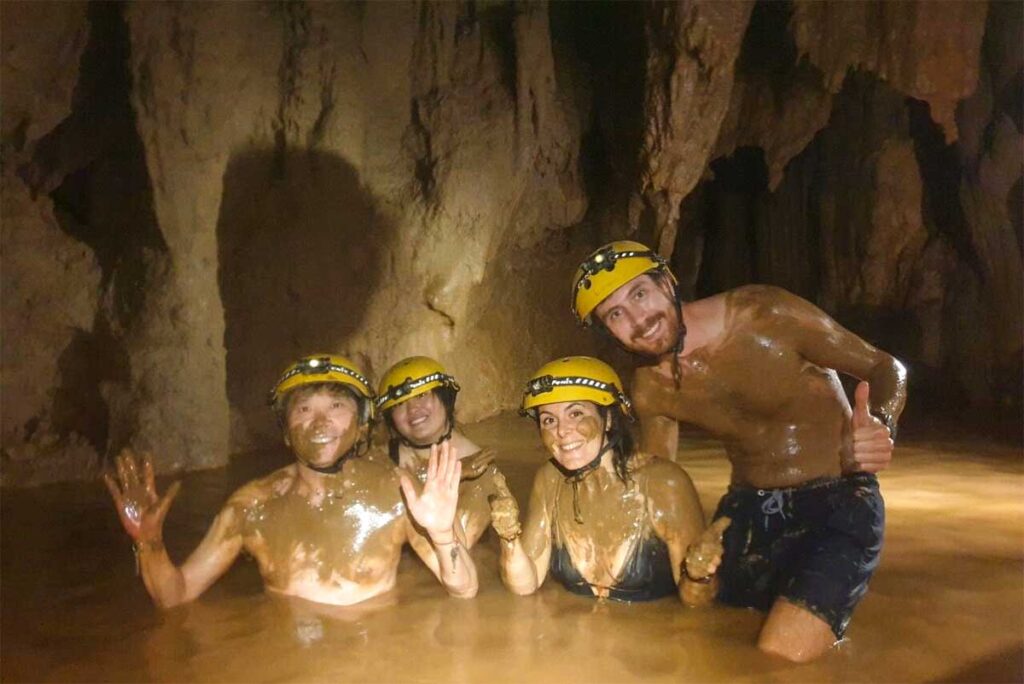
384,387,457,463
598,405,636,483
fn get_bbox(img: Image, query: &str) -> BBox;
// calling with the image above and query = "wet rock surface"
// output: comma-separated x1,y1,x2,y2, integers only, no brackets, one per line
2,1,1021,483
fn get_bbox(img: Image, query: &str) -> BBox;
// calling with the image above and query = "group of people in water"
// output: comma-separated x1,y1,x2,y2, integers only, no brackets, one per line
105,240,905,662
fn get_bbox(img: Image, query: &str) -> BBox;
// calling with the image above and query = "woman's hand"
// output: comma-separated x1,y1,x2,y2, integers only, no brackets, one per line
400,441,461,543
684,517,731,581
104,449,181,547
488,471,522,541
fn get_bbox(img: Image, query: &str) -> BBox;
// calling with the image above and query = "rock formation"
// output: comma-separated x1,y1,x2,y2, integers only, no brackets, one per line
2,0,1020,484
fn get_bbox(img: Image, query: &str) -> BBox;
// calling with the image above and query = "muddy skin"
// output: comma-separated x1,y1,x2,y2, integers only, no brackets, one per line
632,285,907,488
518,452,705,601
223,459,408,605
376,399,508,548
106,382,477,609
510,405,707,603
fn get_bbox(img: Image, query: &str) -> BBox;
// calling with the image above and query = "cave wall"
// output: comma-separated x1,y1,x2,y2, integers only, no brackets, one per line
1,2,104,484
2,0,1020,484
678,0,1021,415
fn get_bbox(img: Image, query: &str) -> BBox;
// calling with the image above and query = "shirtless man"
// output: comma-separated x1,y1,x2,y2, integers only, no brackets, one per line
104,354,478,608
374,357,515,563
571,241,906,662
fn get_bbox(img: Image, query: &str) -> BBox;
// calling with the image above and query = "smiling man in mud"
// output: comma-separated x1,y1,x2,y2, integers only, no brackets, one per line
571,241,906,662
105,354,478,608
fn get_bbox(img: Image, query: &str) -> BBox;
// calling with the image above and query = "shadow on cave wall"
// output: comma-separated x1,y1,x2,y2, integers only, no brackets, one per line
16,1,160,460
217,150,392,451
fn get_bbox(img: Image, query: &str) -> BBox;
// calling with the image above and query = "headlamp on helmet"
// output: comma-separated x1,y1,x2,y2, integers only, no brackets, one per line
376,356,460,413
571,240,676,325
269,354,375,423
520,356,633,419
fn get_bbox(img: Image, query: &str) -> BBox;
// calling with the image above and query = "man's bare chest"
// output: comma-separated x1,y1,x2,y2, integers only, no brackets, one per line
649,334,820,426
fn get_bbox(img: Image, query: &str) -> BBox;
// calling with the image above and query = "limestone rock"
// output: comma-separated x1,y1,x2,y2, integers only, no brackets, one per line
637,0,754,255
0,173,102,484
792,0,988,141
1,1,89,146
126,2,586,456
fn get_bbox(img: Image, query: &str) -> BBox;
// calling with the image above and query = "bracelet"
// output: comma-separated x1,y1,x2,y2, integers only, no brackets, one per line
683,557,713,584
132,539,164,576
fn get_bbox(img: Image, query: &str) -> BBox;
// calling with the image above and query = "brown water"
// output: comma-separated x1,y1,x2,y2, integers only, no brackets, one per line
3,414,1022,683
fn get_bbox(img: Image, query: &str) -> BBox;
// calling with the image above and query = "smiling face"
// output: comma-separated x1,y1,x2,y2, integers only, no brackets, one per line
536,400,608,471
284,385,363,470
390,389,449,446
593,273,681,357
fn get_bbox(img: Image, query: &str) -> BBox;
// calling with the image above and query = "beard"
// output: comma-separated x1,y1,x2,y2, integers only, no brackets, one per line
626,312,681,358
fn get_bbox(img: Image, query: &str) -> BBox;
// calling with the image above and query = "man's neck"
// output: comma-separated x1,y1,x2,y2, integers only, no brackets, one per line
294,459,345,491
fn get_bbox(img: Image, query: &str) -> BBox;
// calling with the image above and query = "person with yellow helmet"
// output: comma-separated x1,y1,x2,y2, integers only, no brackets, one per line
104,353,478,608
493,356,730,604
374,356,514,558
571,240,907,661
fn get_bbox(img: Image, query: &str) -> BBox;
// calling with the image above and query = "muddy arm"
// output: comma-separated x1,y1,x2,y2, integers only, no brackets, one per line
157,507,245,607
639,412,679,462
405,516,478,599
105,450,244,609
772,288,908,430
644,460,722,607
400,443,478,599
498,468,553,595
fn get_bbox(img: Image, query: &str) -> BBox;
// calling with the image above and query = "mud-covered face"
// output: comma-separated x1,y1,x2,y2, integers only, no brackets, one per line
284,386,362,470
537,401,607,471
593,274,680,357
391,389,448,445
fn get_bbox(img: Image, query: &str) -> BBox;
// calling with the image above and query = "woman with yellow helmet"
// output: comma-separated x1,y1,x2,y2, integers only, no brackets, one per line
493,356,729,603
374,356,513,552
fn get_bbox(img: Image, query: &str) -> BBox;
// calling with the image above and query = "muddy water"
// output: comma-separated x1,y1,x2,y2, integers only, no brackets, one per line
3,414,1022,683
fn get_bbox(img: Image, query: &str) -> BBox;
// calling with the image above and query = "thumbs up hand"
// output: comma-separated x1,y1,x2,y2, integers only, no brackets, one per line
852,381,894,473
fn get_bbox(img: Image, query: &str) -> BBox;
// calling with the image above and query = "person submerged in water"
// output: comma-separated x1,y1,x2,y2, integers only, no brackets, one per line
571,241,906,661
104,354,478,608
373,357,514,562
493,356,730,604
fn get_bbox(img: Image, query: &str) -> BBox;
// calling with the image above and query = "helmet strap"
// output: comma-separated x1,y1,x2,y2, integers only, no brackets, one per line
397,414,455,451
549,430,617,524
670,285,687,390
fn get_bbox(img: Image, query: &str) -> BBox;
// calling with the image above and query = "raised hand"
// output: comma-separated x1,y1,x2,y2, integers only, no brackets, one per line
487,471,522,541
852,381,894,474
103,448,181,544
400,441,461,542
684,516,731,580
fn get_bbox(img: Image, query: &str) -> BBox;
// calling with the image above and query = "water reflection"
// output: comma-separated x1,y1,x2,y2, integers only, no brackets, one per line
2,415,1021,683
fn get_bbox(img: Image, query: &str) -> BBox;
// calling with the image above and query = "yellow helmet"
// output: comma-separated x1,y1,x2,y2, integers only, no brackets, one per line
376,356,460,412
269,354,375,421
521,356,632,418
571,240,676,325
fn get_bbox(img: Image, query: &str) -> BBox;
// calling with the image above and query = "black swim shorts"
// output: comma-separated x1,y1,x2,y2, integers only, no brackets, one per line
712,473,884,639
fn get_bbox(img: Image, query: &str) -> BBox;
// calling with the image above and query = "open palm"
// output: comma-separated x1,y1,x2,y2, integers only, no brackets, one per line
103,448,180,543
400,441,461,539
